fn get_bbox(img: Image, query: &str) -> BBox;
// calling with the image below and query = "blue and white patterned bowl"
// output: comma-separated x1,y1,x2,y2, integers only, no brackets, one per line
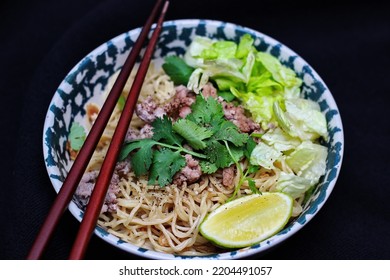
43,19,344,259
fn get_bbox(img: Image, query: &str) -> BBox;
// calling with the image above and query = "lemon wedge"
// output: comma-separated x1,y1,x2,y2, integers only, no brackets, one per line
199,192,293,248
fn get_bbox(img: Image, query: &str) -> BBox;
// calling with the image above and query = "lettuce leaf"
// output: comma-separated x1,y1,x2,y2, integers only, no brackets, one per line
231,87,282,125
274,98,328,141
261,127,301,152
255,52,302,90
276,172,313,199
184,35,255,93
250,142,282,170
236,34,254,59
286,141,328,185
184,35,304,125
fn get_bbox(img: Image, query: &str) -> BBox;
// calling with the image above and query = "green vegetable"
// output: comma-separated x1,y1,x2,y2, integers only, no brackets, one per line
212,120,248,146
261,127,301,152
250,142,282,170
205,140,235,169
184,35,304,126
201,41,237,59
68,122,86,151
286,141,328,185
120,96,250,187
150,116,183,146
155,34,329,199
117,95,126,110
162,56,194,85
247,178,261,195
199,160,218,174
119,116,206,185
186,95,224,127
148,149,186,186
184,36,250,93
187,96,249,169
274,98,328,141
217,90,236,102
231,86,281,125
235,34,254,59
255,52,302,91
275,172,312,199
173,119,213,150
118,139,156,176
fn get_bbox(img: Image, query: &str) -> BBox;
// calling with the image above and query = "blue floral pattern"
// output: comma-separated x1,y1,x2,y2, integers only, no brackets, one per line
43,19,344,259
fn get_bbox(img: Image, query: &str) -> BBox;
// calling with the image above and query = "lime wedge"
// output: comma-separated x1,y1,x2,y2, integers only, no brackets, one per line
199,193,293,248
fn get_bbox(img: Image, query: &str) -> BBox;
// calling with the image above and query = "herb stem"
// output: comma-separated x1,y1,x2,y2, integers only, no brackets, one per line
156,142,208,159
224,140,246,202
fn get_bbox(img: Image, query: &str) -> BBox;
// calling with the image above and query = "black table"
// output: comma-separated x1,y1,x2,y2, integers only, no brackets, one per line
1,0,389,259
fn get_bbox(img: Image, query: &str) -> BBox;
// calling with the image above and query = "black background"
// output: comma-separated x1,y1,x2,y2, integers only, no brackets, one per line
1,0,389,260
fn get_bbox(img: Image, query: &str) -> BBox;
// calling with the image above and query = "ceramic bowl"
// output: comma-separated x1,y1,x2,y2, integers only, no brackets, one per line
43,19,344,259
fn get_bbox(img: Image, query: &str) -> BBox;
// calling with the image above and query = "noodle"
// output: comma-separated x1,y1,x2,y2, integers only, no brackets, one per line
80,62,304,255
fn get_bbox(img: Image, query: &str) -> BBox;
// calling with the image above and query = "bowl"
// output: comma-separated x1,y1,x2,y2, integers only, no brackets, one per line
43,19,344,259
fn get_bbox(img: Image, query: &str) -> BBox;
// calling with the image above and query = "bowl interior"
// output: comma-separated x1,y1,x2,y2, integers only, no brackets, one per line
43,19,344,259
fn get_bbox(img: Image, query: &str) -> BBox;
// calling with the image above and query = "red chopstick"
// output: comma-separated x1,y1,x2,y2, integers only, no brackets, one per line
69,0,170,260
27,0,168,260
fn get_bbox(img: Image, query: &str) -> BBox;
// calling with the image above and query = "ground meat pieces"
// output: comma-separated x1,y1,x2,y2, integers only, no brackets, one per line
138,123,153,139
114,160,131,177
173,154,202,186
178,106,192,119
125,128,140,142
164,85,196,119
135,96,166,123
222,102,260,133
125,124,154,142
75,170,99,206
222,165,236,187
201,82,218,98
75,160,130,213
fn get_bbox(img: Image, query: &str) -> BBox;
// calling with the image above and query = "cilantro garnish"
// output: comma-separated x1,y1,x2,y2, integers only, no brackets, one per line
173,119,213,150
148,149,186,186
69,122,86,151
120,95,257,187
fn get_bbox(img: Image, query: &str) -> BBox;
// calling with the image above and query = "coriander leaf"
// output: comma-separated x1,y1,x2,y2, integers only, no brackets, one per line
247,164,259,174
187,95,224,125
117,95,126,110
244,136,257,159
172,119,213,150
226,143,244,163
119,139,156,176
204,140,233,168
152,115,183,146
69,122,86,151
199,160,218,174
212,120,249,146
162,56,194,85
148,149,186,186
217,90,236,102
247,178,261,194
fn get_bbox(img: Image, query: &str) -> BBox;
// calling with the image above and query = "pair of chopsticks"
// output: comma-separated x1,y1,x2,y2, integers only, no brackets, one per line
28,0,169,260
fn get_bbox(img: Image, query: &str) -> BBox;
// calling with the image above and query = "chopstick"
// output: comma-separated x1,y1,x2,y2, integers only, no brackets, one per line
69,1,169,260
27,0,169,260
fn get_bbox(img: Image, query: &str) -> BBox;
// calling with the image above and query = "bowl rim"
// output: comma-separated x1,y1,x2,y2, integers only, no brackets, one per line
42,18,344,260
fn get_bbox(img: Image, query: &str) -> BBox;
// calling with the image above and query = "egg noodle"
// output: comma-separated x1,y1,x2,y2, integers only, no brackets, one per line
77,63,304,255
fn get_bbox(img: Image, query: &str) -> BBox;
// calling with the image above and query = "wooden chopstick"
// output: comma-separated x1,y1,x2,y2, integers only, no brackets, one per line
69,0,170,260
27,0,168,260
